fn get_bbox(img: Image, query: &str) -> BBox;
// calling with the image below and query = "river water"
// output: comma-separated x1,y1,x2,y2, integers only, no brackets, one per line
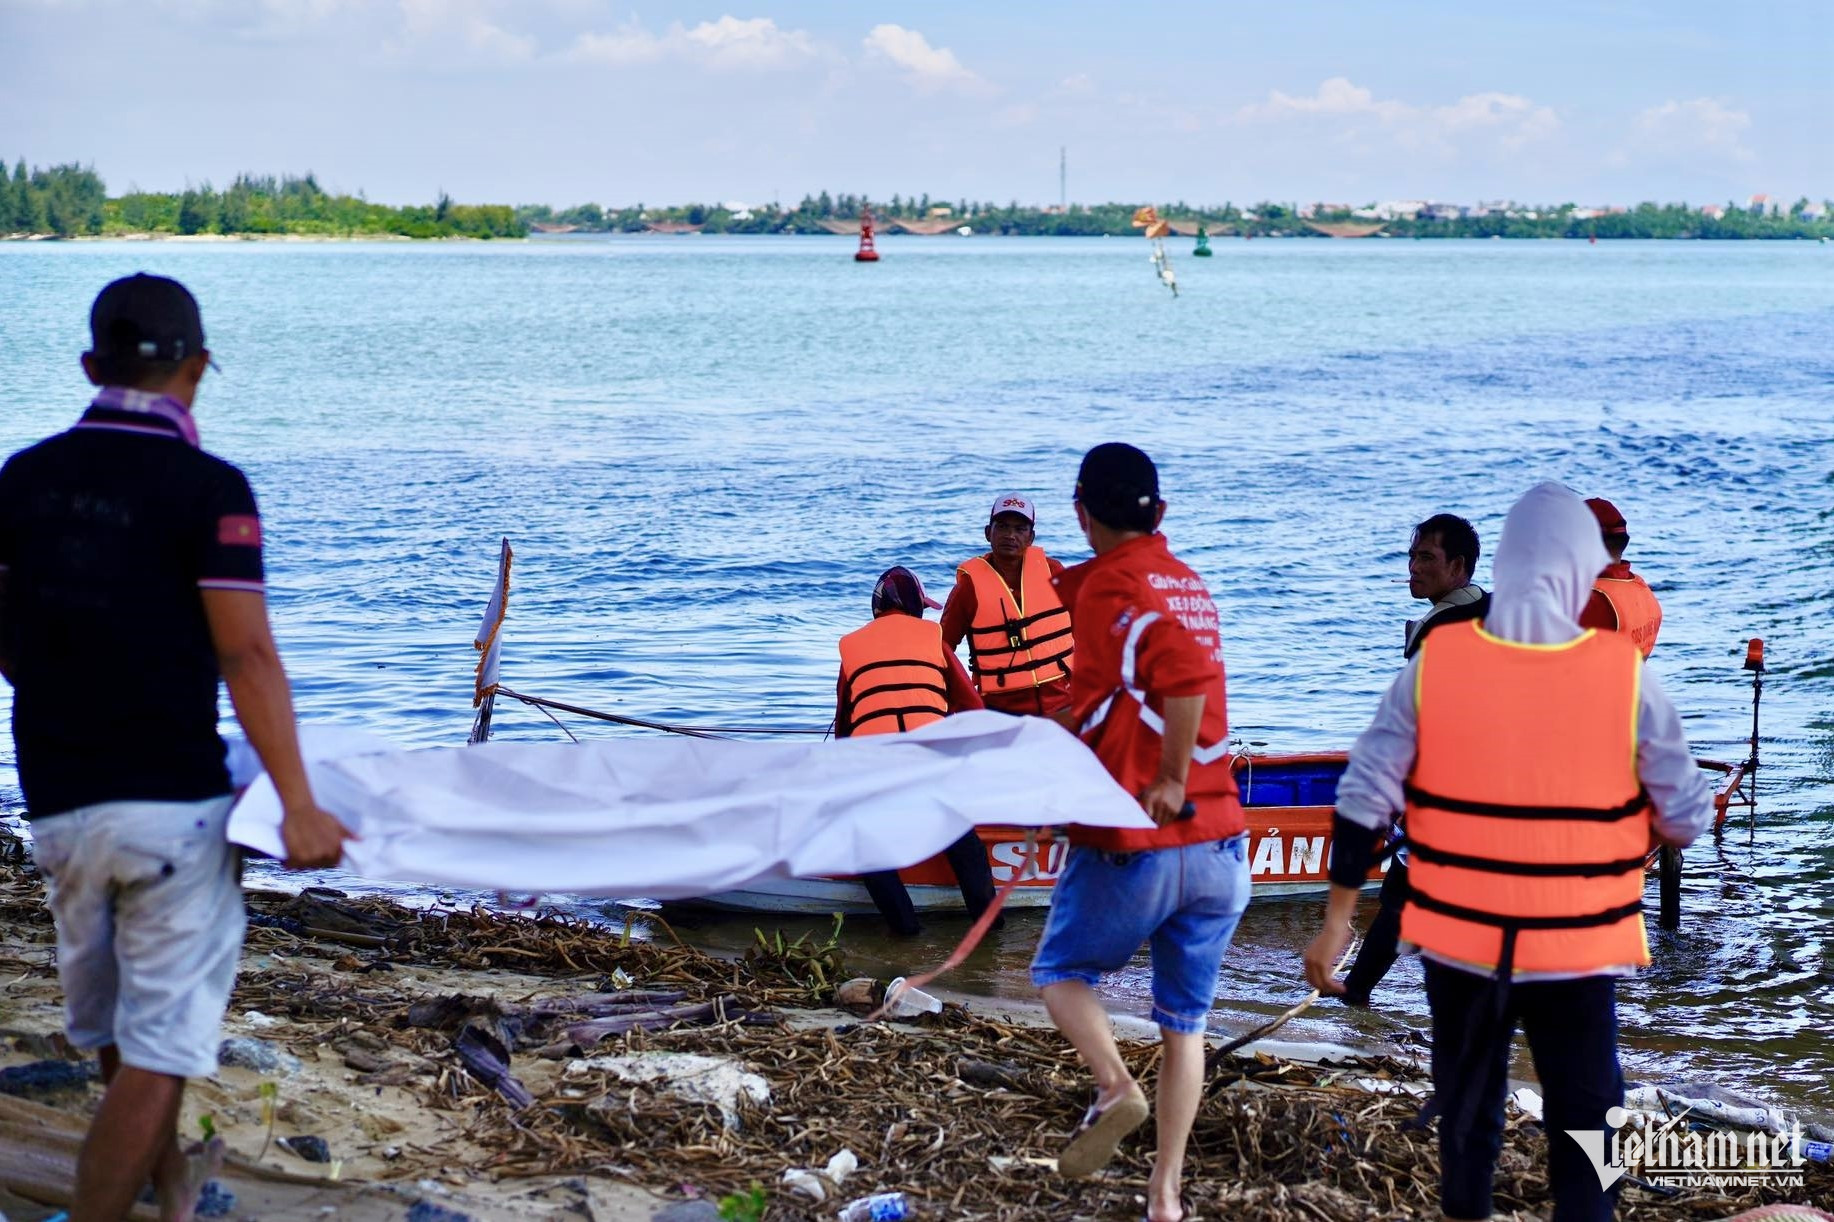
2,235,1830,1117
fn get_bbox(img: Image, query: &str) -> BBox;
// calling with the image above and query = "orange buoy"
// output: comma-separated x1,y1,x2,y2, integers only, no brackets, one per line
855,207,880,262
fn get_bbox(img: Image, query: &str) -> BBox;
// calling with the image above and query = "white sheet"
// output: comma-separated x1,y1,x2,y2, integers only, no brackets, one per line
226,711,1152,897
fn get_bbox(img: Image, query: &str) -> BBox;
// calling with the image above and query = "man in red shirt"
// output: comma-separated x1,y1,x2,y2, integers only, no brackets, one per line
1030,444,1249,1222
939,493,1074,716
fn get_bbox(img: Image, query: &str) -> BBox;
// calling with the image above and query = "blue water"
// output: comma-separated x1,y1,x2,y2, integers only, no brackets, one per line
2,235,1831,1114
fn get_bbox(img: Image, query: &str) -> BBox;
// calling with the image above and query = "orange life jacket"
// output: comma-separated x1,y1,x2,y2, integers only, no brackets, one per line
959,548,1074,695
1594,568,1663,658
1400,621,1652,976
837,614,951,737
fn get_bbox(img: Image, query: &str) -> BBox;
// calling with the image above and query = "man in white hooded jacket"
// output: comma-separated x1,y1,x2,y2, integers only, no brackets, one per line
1303,482,1714,1222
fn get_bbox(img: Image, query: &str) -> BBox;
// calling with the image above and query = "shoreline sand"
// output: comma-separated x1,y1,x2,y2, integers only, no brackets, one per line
0,859,1827,1221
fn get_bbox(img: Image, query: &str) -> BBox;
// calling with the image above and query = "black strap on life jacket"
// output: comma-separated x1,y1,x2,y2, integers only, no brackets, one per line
1406,887,1644,932
845,658,948,733
1404,782,1651,823
851,703,949,733
1405,837,1649,879
967,610,1072,681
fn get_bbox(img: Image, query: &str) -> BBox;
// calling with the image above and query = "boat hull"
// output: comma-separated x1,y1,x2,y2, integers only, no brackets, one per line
675,754,1370,915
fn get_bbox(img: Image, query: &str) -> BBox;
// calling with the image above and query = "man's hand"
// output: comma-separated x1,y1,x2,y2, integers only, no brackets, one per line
1304,918,1354,995
1138,776,1187,825
280,802,353,870
1305,882,1364,994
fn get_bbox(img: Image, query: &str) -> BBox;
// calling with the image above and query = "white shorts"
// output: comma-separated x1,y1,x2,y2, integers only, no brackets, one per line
31,796,245,1079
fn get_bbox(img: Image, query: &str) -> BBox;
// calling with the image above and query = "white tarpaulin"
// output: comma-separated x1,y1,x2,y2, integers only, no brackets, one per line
226,711,1152,897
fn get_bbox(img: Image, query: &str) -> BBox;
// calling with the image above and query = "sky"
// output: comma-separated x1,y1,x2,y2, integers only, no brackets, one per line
1,0,1828,209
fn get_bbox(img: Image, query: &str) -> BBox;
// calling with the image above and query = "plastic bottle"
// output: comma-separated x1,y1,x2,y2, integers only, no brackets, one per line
837,1191,909,1221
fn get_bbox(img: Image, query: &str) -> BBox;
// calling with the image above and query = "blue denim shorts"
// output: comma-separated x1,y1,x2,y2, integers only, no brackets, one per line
1030,834,1250,1034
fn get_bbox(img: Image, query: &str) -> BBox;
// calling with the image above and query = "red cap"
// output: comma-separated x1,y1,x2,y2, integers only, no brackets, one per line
1586,497,1628,535
872,566,941,616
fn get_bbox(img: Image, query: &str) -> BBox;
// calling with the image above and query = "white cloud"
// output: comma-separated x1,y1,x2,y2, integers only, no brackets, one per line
399,0,535,61
1240,76,1410,122
566,21,663,65
1236,76,1558,154
1635,98,1753,161
862,24,984,93
680,16,816,69
566,14,820,71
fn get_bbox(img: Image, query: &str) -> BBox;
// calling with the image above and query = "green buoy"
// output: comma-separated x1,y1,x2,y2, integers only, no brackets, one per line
1193,224,1213,257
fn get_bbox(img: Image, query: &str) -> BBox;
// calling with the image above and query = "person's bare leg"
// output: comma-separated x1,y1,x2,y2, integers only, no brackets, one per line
71,1056,186,1222
1146,1029,1204,1222
97,1046,222,1222
1041,980,1136,1108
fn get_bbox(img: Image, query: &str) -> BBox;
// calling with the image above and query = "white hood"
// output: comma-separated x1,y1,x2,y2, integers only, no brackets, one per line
1483,481,1611,646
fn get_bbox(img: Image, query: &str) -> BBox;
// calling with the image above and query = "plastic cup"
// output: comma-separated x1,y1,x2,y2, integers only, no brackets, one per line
884,977,943,1017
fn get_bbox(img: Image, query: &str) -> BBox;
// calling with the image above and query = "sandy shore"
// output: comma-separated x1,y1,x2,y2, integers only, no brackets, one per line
0,857,1826,1221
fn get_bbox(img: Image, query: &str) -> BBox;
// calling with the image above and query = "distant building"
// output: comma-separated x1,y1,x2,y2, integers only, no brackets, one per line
928,205,954,218
1747,194,1781,216
1700,204,1727,220
1374,200,1426,220
1570,208,1604,220
1798,201,1827,221
1419,202,1463,221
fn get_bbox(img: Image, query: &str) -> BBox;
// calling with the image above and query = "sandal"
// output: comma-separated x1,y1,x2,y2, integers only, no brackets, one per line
1057,1082,1148,1178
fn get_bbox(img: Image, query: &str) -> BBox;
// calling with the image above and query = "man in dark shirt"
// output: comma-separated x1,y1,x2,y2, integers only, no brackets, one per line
1345,513,1489,1007
1403,512,1490,659
0,274,349,1221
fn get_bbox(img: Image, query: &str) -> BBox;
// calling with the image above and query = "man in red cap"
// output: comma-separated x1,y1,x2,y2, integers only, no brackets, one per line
1579,498,1662,657
835,565,997,934
940,493,1075,717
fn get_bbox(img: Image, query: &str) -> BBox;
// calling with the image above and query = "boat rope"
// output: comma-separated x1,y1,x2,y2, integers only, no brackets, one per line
1210,937,1359,1059
494,686,830,740
869,829,1052,1023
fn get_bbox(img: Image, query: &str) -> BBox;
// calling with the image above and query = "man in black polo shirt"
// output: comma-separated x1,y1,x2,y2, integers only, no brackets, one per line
0,274,350,1221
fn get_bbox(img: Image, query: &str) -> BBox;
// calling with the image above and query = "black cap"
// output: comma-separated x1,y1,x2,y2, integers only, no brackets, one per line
90,274,210,365
1075,442,1160,530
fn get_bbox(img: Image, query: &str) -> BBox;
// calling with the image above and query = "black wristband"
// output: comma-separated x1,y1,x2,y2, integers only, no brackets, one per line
1328,812,1386,888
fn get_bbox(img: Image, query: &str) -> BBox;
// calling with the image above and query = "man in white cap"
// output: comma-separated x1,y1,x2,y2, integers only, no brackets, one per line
940,493,1076,717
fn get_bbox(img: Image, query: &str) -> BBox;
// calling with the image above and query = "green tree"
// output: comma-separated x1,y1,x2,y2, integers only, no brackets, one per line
177,187,215,235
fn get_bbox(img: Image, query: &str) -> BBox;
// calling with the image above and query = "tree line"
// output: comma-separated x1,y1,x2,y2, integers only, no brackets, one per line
6,159,1828,241
521,195,1834,239
1,161,523,239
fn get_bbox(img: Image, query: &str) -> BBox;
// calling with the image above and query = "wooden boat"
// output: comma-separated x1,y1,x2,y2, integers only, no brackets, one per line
469,540,1760,922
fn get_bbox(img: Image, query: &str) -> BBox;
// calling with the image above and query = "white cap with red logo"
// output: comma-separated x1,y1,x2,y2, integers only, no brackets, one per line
989,493,1036,523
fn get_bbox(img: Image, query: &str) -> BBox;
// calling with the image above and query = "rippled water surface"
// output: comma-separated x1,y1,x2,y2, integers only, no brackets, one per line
3,236,1830,1115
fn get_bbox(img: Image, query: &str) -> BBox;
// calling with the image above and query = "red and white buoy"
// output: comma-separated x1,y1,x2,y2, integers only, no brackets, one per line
855,207,880,262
